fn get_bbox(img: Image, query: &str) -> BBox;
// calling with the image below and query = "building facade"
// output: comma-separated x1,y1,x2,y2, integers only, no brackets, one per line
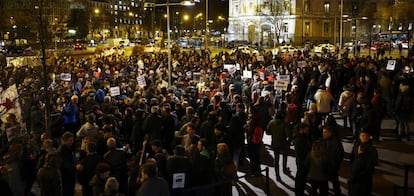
227,0,414,47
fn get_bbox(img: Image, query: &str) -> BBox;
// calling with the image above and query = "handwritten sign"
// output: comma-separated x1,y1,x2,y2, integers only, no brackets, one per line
110,86,120,97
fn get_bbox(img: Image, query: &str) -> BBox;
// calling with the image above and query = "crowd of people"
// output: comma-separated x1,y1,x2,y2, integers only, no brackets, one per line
0,45,413,196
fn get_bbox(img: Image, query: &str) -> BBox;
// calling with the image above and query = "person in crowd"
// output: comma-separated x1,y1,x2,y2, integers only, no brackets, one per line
77,113,101,142
349,91,366,141
62,95,80,135
214,143,237,196
90,162,112,196
136,162,170,196
149,139,169,178
191,138,215,196
245,106,264,175
294,123,312,196
350,131,378,194
143,106,164,144
348,143,376,196
101,177,125,196
166,144,192,195
104,137,128,194
267,110,290,180
37,152,62,196
226,103,247,168
338,85,355,128
76,142,105,196
322,126,344,196
57,131,76,196
305,141,328,196
313,85,334,125
181,123,200,151
395,82,413,141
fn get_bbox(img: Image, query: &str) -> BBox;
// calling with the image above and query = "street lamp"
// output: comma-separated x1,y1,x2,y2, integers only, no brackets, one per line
144,0,195,87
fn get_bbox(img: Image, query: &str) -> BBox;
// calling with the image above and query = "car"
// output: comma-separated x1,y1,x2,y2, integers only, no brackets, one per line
272,45,298,55
343,42,354,50
101,46,125,56
226,40,250,48
74,42,86,50
370,42,392,51
314,43,336,53
231,46,259,55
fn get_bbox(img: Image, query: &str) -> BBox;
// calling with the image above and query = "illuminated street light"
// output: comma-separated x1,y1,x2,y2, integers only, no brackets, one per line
144,0,195,87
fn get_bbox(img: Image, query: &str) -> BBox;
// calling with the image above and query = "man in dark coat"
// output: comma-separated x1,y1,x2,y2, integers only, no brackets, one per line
37,152,62,196
348,143,376,196
76,142,105,196
136,162,170,196
191,138,215,196
166,145,192,195
161,105,177,154
267,110,290,180
322,126,344,196
104,137,128,194
350,131,378,194
226,103,247,168
143,106,164,142
294,123,312,196
57,131,76,196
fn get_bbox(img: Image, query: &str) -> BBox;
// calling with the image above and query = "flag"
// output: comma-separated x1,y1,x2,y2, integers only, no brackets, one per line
0,84,24,126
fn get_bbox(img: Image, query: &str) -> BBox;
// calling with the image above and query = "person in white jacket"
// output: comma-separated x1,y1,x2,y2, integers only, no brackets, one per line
314,85,335,125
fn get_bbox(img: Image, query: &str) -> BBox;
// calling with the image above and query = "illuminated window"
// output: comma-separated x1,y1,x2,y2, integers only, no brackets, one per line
305,22,310,35
324,2,330,13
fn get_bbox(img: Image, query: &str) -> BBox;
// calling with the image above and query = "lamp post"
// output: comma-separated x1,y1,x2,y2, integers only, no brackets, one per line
144,0,195,87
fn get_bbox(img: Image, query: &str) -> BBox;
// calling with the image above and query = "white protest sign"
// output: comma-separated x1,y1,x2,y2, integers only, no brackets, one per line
60,73,72,81
243,70,252,79
386,60,396,70
110,86,120,97
277,75,290,82
193,72,201,82
274,80,289,91
224,64,236,74
137,75,147,87
172,173,186,189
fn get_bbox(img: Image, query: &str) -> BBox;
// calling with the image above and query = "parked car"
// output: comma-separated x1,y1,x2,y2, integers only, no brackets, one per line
370,42,392,51
226,40,250,48
74,42,86,50
101,46,125,56
272,45,298,55
231,45,259,55
314,43,336,53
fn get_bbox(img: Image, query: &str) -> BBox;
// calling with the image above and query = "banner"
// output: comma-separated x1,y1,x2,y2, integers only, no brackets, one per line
0,84,24,127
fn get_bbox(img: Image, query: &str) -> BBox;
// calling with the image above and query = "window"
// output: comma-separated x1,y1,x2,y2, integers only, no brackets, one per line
284,23,288,32
305,22,310,35
324,2,330,14
324,22,329,35
304,0,310,13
